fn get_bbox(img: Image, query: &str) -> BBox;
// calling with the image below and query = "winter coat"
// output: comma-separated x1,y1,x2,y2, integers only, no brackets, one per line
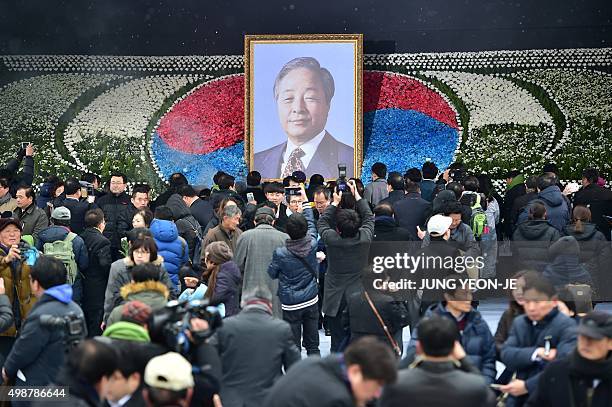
538,186,571,232
241,186,266,205
422,222,480,260
167,194,203,260
526,350,612,407
511,191,538,232
235,224,288,318
563,222,612,279
500,307,577,407
392,192,431,241
210,306,301,407
116,202,139,244
203,224,242,258
346,290,410,347
36,225,89,272
363,178,389,207
103,256,175,323
150,219,189,288
0,244,36,337
512,220,561,271
403,303,497,384
268,206,319,307
543,255,593,289
380,358,495,407
503,176,527,238
380,190,406,206
106,280,169,327
36,181,55,209
264,355,357,407
96,192,130,249
573,183,612,240
79,227,112,336
318,198,375,317
3,284,84,386
3,155,34,197
420,179,436,202
0,295,14,334
13,203,48,244
373,216,412,241
190,197,215,231
0,194,17,214
494,304,524,355
54,196,98,235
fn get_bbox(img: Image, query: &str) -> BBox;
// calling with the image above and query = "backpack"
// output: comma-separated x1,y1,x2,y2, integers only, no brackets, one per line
43,232,78,284
469,194,489,240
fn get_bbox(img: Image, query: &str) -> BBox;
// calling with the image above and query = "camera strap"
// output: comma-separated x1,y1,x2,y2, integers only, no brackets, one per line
364,291,402,357
289,251,318,283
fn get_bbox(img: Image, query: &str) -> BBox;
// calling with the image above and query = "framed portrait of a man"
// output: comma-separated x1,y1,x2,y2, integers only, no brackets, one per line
245,34,363,180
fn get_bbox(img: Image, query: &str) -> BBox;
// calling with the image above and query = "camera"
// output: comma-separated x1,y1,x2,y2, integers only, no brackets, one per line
20,142,31,150
79,181,95,197
284,187,301,197
148,299,222,355
17,241,38,266
40,312,87,351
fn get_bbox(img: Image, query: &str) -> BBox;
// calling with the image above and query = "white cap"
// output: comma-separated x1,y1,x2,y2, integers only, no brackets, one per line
427,214,453,236
144,352,194,391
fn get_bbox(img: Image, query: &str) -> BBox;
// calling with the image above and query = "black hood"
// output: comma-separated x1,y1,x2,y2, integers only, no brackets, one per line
563,222,599,241
517,220,554,240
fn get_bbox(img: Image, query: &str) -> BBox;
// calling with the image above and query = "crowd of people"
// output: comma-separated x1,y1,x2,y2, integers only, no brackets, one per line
0,144,610,406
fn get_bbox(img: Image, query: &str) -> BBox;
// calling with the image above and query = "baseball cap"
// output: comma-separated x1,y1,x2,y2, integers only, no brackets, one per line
0,218,22,233
51,206,71,221
144,352,194,391
427,214,452,236
576,312,612,340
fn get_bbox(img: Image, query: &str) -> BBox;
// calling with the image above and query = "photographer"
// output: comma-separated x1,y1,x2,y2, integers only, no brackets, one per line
317,178,374,352
2,255,85,386
0,218,36,360
0,143,34,197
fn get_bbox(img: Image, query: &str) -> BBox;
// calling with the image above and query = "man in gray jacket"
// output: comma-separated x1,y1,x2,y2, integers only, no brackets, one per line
210,286,300,407
363,162,389,207
235,206,289,318
318,179,374,352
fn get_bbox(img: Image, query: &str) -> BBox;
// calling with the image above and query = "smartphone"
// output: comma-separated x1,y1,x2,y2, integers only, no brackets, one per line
246,192,255,202
20,142,31,149
489,384,503,390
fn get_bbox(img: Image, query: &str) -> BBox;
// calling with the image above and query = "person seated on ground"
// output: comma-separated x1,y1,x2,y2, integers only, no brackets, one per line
106,263,170,327
543,236,593,290
401,275,496,384
180,241,241,318
380,315,495,407
499,271,577,407
104,233,174,325
526,311,612,407
265,336,397,407
512,200,562,272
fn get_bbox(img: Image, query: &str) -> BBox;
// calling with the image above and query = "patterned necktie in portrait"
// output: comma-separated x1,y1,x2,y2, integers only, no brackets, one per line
282,147,305,178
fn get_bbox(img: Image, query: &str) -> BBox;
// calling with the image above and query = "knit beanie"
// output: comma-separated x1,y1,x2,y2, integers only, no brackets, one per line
205,241,233,265
121,300,152,326
102,321,151,342
549,236,580,259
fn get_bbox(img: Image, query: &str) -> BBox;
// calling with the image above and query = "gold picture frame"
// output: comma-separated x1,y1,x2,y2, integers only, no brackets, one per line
244,33,363,181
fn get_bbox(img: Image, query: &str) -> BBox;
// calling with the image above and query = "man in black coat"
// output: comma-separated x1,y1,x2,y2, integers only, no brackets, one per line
526,311,612,407
241,171,266,204
379,316,495,407
265,336,397,407
97,173,131,260
209,286,300,407
510,175,538,232
373,203,411,241
393,182,432,241
80,208,113,337
574,168,612,240
380,172,406,206
150,172,188,212
0,144,34,197
54,177,98,234
116,184,151,246
503,170,527,239
179,185,214,231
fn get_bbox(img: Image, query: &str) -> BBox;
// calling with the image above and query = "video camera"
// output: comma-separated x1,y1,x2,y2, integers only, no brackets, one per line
39,312,87,351
148,299,222,355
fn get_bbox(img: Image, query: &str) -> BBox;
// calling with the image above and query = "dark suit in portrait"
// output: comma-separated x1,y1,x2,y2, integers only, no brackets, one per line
254,131,354,179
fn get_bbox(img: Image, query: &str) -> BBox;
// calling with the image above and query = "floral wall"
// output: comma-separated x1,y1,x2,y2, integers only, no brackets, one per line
0,48,610,192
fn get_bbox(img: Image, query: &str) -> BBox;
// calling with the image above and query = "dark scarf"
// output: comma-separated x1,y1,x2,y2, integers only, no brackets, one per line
286,235,312,257
569,349,612,381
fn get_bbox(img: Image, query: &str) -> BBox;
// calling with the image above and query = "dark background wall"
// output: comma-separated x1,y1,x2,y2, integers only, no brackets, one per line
1,0,610,55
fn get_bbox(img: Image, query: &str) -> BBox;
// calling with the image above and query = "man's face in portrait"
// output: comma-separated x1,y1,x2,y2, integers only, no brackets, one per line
276,67,330,146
